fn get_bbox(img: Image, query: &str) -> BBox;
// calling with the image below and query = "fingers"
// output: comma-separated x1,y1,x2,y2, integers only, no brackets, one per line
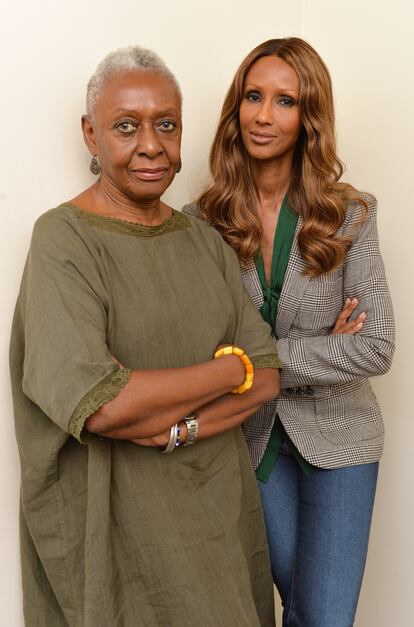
343,311,366,334
334,298,358,325
331,298,367,335
95,426,170,447
332,298,358,334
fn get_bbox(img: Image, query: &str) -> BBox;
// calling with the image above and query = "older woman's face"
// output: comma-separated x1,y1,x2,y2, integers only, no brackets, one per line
85,70,182,203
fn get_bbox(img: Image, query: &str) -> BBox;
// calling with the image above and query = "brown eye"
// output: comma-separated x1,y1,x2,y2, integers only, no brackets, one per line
116,121,136,133
157,120,176,132
278,97,295,107
245,91,261,103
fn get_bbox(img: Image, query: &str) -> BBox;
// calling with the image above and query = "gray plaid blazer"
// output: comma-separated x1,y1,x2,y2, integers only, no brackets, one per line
182,195,395,469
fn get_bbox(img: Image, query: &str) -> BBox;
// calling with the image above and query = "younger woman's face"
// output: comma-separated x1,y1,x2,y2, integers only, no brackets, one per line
239,56,301,164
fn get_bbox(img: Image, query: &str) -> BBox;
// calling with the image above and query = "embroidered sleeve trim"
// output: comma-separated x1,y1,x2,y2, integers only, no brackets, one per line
251,353,283,370
69,368,131,443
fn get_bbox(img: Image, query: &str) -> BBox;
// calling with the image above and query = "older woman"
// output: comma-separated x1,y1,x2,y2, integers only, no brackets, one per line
184,38,395,626
10,47,281,627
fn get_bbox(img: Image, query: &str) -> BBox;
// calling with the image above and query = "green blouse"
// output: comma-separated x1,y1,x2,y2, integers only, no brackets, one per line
255,196,314,481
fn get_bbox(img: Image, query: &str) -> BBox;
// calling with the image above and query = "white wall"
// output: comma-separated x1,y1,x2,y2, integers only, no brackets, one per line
304,3,414,625
1,1,412,625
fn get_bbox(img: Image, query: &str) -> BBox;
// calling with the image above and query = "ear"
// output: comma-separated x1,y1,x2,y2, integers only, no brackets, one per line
81,115,97,156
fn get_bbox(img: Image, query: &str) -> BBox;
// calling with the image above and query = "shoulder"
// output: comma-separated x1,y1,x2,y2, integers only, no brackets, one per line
30,203,95,260
184,209,232,247
343,192,377,229
183,209,239,269
339,192,379,240
181,203,227,250
181,201,201,218
32,203,80,238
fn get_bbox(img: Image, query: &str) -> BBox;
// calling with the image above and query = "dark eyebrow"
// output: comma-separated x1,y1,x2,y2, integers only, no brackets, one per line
244,83,298,94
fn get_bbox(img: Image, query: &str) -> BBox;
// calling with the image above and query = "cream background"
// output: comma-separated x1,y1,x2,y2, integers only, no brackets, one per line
1,1,412,625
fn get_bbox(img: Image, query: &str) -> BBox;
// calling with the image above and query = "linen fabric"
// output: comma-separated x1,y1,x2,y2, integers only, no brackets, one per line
10,205,280,627
182,195,395,469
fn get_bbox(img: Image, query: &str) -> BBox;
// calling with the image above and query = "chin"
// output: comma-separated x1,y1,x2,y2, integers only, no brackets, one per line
128,181,171,200
247,149,278,161
125,188,162,203
247,146,293,163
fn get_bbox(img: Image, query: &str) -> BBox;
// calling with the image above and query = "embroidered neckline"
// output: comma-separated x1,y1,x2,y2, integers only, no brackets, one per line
60,203,191,237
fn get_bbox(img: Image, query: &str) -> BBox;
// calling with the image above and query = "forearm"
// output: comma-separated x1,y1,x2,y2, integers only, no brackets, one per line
277,332,395,388
100,367,279,442
194,368,279,440
86,355,245,437
278,197,395,389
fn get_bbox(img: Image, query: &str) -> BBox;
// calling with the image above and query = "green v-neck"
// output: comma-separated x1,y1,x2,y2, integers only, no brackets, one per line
256,195,298,333
255,195,314,481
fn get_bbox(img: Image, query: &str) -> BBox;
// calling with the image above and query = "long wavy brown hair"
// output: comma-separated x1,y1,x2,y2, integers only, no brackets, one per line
198,37,366,276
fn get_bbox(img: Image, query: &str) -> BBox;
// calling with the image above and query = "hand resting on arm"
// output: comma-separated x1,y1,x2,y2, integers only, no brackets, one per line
331,298,366,335
86,352,279,445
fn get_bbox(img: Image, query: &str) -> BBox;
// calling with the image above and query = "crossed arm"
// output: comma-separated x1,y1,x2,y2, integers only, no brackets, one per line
85,294,366,447
277,199,395,388
86,353,280,447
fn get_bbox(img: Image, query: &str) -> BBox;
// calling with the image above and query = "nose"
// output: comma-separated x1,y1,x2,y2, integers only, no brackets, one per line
255,99,273,126
136,123,164,158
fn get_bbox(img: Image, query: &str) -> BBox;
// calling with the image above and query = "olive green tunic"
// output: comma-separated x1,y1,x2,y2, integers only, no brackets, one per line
10,204,281,627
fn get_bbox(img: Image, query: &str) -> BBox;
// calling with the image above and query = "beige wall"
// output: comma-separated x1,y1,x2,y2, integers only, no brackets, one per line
304,3,413,625
1,1,412,624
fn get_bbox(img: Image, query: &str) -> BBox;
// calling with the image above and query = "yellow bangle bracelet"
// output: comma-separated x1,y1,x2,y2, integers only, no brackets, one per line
214,345,254,394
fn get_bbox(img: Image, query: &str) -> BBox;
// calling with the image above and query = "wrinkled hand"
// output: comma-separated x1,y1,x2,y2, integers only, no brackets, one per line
331,298,366,335
123,429,170,448
130,420,188,448
130,430,171,447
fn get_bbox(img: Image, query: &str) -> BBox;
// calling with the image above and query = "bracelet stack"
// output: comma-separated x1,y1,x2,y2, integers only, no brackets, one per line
183,413,198,447
160,423,181,454
160,413,199,454
214,345,254,394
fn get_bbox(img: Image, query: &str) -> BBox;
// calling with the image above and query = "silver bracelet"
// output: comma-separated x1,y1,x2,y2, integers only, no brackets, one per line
160,423,179,454
183,413,198,447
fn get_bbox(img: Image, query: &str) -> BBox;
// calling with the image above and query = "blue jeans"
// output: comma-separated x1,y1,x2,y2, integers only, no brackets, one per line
258,449,379,627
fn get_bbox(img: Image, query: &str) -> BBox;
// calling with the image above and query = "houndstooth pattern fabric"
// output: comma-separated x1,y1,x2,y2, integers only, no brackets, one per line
182,196,395,469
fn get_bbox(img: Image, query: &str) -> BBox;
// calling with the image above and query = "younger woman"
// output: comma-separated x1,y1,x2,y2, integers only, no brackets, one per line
184,37,395,626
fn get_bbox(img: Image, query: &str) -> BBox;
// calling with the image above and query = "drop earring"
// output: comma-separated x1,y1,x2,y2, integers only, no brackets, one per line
90,155,101,175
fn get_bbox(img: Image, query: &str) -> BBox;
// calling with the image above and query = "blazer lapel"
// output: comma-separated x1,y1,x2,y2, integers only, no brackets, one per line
240,259,264,309
240,219,309,340
275,218,309,339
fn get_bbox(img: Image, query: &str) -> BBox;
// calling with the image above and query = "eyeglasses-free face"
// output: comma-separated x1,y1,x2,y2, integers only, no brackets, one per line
83,70,182,207
239,55,301,166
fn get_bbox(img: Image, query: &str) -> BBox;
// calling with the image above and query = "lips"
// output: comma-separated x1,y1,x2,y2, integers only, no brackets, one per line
249,131,276,144
131,167,168,181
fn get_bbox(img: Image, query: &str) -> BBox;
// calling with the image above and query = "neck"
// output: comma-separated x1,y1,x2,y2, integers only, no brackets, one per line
251,154,294,212
90,177,171,226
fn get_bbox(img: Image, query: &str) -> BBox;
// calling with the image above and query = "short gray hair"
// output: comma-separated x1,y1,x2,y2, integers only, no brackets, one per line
86,45,182,118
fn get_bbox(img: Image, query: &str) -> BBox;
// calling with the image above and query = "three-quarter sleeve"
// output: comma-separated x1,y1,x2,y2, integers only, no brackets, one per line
17,210,130,442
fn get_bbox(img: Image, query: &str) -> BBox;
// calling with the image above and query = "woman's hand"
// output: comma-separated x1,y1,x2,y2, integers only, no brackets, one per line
130,430,171,447
130,421,188,447
331,298,366,335
85,346,272,443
